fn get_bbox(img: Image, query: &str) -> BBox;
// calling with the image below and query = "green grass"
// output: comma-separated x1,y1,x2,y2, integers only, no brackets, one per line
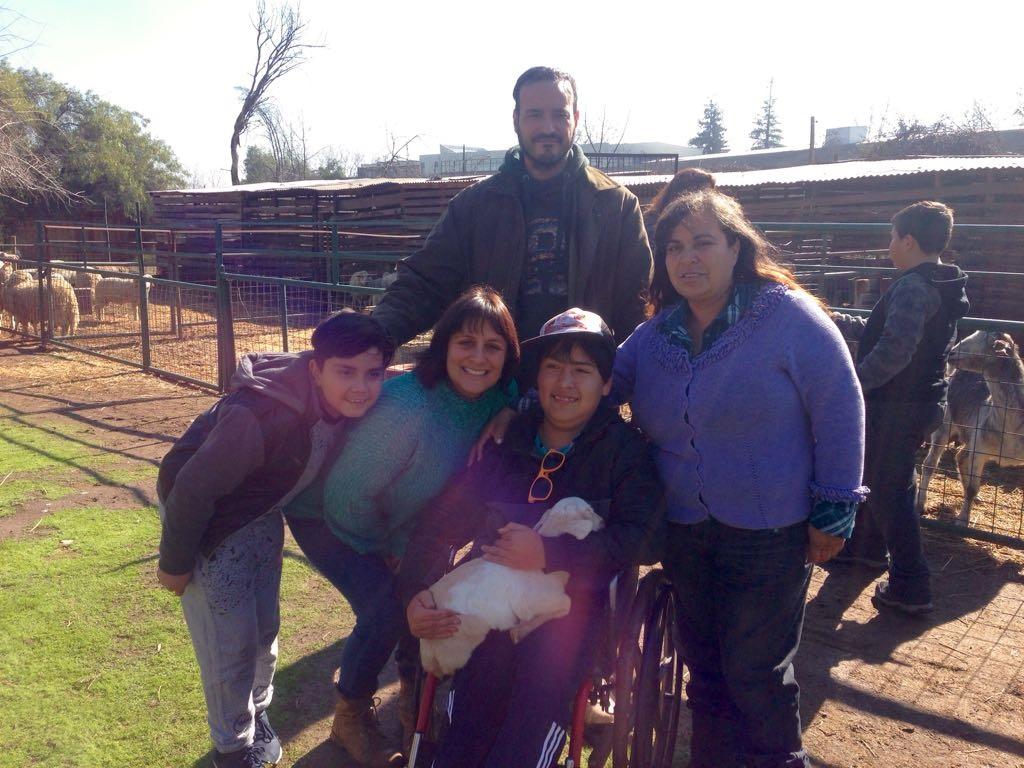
0,410,359,767
0,421,135,516
0,506,206,767
0,503,344,768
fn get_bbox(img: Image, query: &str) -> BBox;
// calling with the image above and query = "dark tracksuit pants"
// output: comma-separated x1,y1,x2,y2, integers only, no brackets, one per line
846,401,943,604
432,591,603,768
663,518,812,768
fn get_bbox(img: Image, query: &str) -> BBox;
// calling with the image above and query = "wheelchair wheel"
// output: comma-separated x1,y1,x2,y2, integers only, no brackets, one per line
612,568,683,768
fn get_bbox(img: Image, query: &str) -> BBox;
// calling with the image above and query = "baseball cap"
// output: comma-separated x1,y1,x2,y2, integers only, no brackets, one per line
521,308,615,349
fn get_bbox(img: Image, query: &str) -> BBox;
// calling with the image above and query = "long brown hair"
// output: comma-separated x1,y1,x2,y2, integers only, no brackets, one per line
647,189,813,316
644,167,716,222
414,285,521,389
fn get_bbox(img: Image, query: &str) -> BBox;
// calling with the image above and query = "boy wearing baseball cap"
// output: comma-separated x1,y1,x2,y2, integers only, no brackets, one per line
397,308,665,768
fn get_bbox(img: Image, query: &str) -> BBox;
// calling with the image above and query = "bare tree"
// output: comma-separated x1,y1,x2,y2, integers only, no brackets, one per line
580,108,629,171
374,130,420,178
229,2,321,185
0,8,71,205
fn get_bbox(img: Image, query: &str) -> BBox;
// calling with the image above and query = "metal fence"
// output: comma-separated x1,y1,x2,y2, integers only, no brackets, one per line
0,220,411,391
2,218,1023,547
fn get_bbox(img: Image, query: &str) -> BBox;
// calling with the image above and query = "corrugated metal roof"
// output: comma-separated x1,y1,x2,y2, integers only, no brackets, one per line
155,155,1024,197
156,176,485,195
618,156,1024,191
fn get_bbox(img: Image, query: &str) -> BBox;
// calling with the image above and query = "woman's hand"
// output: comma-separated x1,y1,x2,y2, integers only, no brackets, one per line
157,566,192,596
807,525,845,564
406,590,460,639
468,407,516,465
482,523,546,570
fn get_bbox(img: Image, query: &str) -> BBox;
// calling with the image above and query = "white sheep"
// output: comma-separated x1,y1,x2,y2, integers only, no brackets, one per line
420,497,605,677
3,270,39,333
48,274,80,337
2,272,79,336
94,276,151,321
0,254,18,328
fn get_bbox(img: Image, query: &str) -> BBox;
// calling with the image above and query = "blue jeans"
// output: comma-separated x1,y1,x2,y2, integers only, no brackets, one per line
848,401,942,604
662,518,812,768
286,516,417,698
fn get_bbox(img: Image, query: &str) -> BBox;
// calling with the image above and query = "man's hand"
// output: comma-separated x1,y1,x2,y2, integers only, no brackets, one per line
406,590,460,639
468,407,516,466
157,566,192,596
807,525,845,565
482,523,546,571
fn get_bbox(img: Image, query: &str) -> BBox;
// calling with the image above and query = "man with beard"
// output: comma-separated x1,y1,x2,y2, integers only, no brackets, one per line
371,66,652,347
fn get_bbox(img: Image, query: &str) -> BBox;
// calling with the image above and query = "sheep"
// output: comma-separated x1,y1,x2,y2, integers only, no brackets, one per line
348,270,371,309
1,272,79,337
918,331,1024,525
4,272,40,334
48,274,80,337
420,497,605,678
368,269,398,308
0,254,18,329
94,276,151,321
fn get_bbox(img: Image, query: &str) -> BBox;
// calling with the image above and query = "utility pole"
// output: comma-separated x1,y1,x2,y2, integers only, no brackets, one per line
808,116,816,164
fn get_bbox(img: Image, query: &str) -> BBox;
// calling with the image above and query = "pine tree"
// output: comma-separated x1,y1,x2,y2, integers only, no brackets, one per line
749,79,784,150
689,100,729,154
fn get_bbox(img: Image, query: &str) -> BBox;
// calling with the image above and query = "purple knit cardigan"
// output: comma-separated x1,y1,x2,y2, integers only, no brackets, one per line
613,284,867,529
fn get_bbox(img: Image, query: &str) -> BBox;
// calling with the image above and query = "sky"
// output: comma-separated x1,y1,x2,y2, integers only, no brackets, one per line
7,0,1024,188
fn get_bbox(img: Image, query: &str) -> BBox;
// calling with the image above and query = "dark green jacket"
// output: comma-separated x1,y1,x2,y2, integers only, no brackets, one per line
372,150,652,346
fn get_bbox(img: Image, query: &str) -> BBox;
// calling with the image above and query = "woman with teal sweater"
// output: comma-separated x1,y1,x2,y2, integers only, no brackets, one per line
283,286,519,768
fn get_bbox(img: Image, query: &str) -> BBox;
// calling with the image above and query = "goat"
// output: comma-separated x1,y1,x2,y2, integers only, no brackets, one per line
420,497,604,677
918,331,1024,525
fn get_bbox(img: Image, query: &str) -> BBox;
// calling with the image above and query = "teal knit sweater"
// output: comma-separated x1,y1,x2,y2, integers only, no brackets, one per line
294,372,508,558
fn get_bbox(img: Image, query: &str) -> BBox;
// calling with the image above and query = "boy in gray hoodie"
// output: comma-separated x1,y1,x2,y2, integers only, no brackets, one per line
156,311,393,768
832,201,969,615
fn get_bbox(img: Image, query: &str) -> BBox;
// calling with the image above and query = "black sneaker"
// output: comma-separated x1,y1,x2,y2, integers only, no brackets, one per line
253,710,283,765
212,745,264,768
871,580,933,616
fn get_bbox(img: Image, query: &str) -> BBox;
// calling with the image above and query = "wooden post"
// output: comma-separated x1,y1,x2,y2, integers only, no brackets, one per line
215,223,236,391
136,203,151,371
36,221,49,348
80,225,88,267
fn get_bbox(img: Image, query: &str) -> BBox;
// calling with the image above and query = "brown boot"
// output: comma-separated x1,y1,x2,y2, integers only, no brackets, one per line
398,676,418,756
330,695,403,768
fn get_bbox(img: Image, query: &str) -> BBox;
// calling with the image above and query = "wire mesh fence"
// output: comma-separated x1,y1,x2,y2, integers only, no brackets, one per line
4,220,1024,546
915,320,1024,544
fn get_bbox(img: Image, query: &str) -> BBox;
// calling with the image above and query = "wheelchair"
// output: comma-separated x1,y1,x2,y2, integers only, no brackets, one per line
408,566,684,768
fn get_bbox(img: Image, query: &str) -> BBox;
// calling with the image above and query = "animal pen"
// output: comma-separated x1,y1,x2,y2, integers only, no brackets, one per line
3,157,1024,549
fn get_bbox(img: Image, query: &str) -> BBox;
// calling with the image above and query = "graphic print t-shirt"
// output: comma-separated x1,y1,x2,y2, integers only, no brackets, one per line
517,174,569,339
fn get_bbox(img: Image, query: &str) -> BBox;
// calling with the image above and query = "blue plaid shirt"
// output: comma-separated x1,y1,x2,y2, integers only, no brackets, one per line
657,281,860,538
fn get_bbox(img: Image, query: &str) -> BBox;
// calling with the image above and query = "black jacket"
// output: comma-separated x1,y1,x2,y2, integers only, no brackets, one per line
396,405,665,606
157,352,343,574
371,145,652,346
858,262,969,404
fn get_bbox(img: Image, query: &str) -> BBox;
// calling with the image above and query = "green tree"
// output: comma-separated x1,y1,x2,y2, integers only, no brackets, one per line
0,63,185,220
689,100,728,154
243,145,278,183
749,79,784,150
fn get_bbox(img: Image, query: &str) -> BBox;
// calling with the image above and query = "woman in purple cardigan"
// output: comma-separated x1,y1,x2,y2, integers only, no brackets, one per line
613,189,866,768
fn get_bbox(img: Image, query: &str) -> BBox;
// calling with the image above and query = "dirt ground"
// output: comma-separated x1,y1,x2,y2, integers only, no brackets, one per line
2,338,1023,768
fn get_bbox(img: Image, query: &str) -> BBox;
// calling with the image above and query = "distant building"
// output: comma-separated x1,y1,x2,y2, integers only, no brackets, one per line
824,126,869,147
418,141,699,178
357,159,424,179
